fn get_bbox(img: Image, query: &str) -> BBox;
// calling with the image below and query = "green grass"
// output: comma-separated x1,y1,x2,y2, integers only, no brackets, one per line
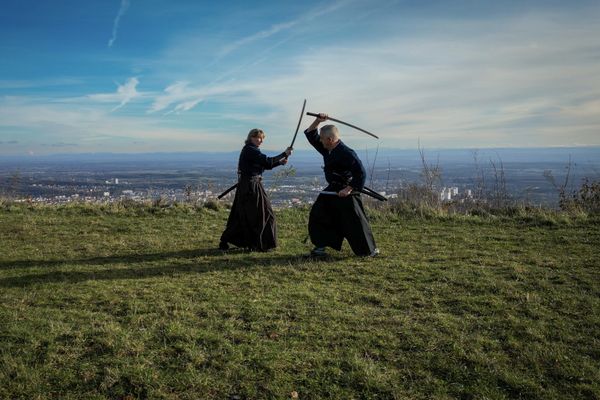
1,203,599,399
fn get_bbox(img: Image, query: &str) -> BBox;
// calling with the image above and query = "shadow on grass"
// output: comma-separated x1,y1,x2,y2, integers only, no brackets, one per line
0,248,245,270
0,249,337,288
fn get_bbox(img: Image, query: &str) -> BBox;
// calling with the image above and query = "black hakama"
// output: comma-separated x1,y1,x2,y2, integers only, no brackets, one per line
219,142,286,251
308,193,377,256
220,176,277,251
304,127,377,256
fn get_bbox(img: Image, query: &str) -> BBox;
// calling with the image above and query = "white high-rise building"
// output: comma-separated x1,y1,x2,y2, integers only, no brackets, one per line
440,188,452,201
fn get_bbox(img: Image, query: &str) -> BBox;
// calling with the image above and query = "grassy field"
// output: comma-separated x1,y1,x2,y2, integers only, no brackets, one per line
0,203,599,399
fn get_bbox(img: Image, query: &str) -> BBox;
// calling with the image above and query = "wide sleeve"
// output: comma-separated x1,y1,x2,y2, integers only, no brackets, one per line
264,151,287,170
304,128,328,157
246,146,286,170
347,150,367,191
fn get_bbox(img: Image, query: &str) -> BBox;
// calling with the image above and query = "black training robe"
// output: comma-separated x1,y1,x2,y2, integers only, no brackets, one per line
305,129,377,256
220,143,286,251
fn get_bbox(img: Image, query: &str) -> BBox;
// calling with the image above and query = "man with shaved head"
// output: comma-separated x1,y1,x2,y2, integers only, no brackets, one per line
304,113,379,258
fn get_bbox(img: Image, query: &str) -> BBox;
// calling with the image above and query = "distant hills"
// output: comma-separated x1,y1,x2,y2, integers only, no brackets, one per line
2,146,599,166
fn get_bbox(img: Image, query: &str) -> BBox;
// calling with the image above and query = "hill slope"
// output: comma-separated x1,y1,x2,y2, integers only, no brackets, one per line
1,204,598,399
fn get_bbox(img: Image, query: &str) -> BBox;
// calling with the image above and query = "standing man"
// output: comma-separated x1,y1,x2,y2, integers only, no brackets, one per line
304,113,379,257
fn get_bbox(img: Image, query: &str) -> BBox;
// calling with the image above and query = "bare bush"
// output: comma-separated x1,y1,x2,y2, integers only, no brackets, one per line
490,156,511,209
544,156,575,211
184,185,193,203
417,142,442,209
472,150,486,201
557,178,600,214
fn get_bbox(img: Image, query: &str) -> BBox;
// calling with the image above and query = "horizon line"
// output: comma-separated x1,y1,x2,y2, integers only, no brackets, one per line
3,144,600,158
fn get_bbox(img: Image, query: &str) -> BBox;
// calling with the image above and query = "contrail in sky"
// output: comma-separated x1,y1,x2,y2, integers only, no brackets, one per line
108,0,130,47
217,0,351,58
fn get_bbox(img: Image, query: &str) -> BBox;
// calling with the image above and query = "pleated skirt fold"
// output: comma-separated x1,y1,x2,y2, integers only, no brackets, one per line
220,178,277,251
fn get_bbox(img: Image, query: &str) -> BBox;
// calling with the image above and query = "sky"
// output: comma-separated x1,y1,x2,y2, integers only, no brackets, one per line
1,0,599,155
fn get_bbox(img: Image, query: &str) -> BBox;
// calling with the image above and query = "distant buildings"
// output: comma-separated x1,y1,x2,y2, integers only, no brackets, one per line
439,187,473,202
9,173,483,208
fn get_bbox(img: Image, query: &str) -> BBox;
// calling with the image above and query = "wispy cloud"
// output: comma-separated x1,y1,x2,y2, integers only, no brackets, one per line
108,0,130,48
218,21,298,58
148,81,192,113
149,80,255,114
87,77,140,111
111,77,140,111
169,98,203,114
157,9,600,149
0,96,238,153
217,0,351,59
2,2,599,154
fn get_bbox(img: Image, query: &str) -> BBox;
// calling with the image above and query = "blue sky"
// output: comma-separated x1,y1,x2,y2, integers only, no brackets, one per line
1,0,599,155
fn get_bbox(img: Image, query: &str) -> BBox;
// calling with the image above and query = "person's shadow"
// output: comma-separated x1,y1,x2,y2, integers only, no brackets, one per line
0,248,225,271
0,248,324,288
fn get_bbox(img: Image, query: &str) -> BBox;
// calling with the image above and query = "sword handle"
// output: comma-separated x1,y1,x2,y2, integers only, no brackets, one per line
306,112,328,122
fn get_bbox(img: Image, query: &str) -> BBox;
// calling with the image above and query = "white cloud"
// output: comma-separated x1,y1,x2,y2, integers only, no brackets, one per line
148,80,259,114
87,77,140,111
108,0,130,48
0,96,237,153
112,77,140,111
3,4,600,153
170,98,203,114
209,11,600,148
148,81,192,113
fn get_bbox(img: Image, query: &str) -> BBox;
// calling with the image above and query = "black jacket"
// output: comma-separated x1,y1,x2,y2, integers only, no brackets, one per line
305,129,366,191
237,143,287,177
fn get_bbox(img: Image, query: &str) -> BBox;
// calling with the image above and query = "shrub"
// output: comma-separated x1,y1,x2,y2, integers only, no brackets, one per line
204,199,221,211
566,178,600,214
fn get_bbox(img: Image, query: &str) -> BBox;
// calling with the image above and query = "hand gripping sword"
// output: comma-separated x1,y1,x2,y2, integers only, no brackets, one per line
306,112,379,139
217,100,308,200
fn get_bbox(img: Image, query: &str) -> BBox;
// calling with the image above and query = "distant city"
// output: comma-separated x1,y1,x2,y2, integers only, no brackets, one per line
1,147,599,207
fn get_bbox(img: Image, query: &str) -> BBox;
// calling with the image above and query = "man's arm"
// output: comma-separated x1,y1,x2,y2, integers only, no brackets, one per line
348,155,367,191
339,150,366,197
304,113,329,155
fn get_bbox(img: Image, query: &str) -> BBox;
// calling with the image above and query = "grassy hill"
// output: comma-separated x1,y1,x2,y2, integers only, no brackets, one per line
1,203,598,399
